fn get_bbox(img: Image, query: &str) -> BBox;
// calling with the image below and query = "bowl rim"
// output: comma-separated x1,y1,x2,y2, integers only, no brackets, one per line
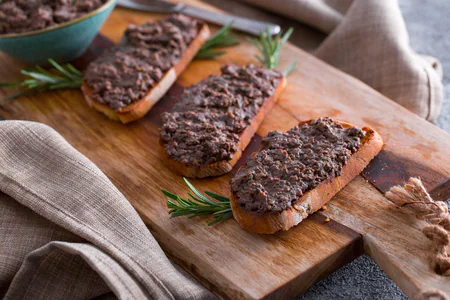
0,0,116,39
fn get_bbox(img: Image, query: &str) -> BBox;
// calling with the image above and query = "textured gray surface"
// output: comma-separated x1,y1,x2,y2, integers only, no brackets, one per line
297,255,409,300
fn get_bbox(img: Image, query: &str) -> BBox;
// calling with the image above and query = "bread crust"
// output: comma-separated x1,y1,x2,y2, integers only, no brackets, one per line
81,23,210,124
158,77,287,178
230,120,384,234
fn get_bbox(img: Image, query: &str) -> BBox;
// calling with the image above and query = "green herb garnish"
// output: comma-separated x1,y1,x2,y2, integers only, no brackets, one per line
0,58,82,100
247,26,297,76
195,23,240,60
282,61,297,77
163,178,233,226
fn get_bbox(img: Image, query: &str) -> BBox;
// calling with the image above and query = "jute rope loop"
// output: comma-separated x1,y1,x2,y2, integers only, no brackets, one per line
386,178,450,299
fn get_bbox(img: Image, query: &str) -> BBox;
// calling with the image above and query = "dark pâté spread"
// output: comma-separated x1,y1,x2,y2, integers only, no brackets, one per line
160,64,283,166
0,0,107,34
231,117,365,213
83,14,201,110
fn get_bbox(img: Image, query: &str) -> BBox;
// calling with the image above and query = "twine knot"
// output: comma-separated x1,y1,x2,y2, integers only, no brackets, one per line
386,178,450,276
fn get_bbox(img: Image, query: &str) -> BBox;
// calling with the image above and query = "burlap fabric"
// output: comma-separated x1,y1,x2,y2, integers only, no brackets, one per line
0,121,215,300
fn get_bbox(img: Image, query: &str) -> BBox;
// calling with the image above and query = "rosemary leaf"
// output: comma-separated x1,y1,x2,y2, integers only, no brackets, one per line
35,65,54,77
26,82,45,89
49,82,83,90
283,61,297,77
213,208,232,215
204,191,230,202
0,59,83,100
163,178,232,226
213,38,239,47
247,26,297,75
0,82,20,87
162,190,179,201
49,58,77,80
4,90,31,101
20,70,59,84
209,211,233,226
183,177,216,205
67,64,83,76
195,23,240,60
195,50,227,60
203,23,235,48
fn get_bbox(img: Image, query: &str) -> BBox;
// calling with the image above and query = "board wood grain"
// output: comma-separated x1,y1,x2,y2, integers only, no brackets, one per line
1,1,449,299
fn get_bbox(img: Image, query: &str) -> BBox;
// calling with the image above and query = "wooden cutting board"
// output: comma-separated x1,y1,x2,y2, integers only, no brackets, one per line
1,1,450,299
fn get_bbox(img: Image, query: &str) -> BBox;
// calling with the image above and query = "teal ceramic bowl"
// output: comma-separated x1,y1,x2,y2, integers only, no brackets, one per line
0,0,116,65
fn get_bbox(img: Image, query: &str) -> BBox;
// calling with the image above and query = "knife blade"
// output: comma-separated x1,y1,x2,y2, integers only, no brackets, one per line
117,0,281,36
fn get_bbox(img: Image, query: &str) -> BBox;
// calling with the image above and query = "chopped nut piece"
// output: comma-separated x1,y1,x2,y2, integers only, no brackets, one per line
322,205,327,210
325,217,331,223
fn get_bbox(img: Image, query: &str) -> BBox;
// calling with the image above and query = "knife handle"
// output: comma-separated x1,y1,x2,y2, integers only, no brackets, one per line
183,6,281,36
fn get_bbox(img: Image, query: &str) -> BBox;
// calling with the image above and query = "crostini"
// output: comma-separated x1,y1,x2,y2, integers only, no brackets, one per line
230,117,383,234
82,14,210,123
159,64,286,178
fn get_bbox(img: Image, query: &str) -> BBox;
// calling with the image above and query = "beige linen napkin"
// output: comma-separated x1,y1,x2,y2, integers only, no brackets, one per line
0,121,215,300
239,0,443,121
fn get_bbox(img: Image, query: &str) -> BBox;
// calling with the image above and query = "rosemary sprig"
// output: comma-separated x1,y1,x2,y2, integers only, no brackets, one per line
0,58,82,100
247,26,297,76
162,178,233,226
195,23,240,60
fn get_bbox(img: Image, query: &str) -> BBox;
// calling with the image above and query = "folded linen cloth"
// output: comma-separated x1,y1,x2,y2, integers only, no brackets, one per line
238,0,443,122
0,121,215,300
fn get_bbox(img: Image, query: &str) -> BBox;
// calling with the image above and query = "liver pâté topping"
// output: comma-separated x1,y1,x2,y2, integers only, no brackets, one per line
231,117,365,213
160,64,283,167
83,14,202,110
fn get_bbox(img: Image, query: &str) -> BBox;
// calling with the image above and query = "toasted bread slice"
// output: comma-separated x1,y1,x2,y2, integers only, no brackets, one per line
81,23,210,124
230,120,383,234
159,77,287,178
